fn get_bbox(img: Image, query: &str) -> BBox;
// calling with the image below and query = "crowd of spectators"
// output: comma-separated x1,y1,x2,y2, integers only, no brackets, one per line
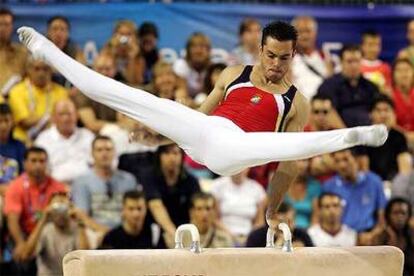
0,6,414,276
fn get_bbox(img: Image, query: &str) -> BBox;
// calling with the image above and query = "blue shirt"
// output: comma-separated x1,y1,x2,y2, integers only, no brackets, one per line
323,172,387,232
72,169,140,228
0,137,26,173
285,178,321,229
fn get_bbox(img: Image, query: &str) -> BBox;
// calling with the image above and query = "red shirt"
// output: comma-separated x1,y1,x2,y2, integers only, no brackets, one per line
4,173,66,235
211,85,281,132
393,88,414,131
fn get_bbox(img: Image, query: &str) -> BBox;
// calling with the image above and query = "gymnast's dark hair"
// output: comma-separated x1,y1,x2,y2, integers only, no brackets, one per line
261,21,298,48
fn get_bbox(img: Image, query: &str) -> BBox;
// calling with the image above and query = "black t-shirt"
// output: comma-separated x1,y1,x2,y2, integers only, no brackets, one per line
140,168,201,226
317,74,380,127
100,224,165,249
245,226,314,247
356,128,408,180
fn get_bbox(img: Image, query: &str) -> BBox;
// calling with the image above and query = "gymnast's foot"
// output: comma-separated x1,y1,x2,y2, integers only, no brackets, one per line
344,124,388,147
17,26,52,60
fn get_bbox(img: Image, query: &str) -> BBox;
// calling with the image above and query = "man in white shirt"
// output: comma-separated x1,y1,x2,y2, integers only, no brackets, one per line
291,16,331,100
35,99,94,184
308,192,357,247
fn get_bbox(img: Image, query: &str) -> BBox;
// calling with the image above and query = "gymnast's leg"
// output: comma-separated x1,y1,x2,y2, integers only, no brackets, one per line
17,27,209,153
202,120,387,176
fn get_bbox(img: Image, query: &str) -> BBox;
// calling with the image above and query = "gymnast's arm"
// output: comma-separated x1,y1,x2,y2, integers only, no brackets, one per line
266,93,310,229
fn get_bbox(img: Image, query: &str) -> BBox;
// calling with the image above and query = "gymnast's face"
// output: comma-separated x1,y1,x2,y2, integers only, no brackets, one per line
260,37,295,83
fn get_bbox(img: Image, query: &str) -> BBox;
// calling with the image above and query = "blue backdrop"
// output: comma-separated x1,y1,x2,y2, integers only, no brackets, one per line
7,3,414,62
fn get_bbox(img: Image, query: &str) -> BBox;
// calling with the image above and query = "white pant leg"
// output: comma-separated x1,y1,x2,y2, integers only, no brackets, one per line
202,123,369,176
39,40,209,152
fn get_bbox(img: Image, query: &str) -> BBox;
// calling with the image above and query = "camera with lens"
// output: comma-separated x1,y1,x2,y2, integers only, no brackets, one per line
119,35,130,45
51,202,69,215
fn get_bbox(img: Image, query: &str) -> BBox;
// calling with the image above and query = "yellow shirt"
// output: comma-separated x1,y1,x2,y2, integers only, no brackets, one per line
8,79,68,143
0,43,28,90
0,95,4,103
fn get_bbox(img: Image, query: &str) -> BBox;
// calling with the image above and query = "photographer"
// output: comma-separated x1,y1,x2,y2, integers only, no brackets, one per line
101,20,145,86
22,192,90,276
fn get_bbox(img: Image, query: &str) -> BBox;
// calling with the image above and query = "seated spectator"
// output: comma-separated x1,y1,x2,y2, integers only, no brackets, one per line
229,18,261,66
211,169,266,242
22,192,90,276
392,173,414,215
306,95,344,182
47,15,85,87
0,8,27,97
202,63,226,96
100,190,165,249
306,95,345,132
0,103,25,175
0,154,18,188
292,16,332,99
147,61,188,104
391,58,414,147
173,32,211,98
100,113,157,159
8,56,68,144
72,135,138,229
371,198,414,276
317,45,380,127
35,99,94,184
284,159,321,229
140,144,200,243
101,20,145,85
190,62,226,107
357,96,411,181
360,30,392,96
308,193,357,247
4,147,66,275
246,202,313,247
398,19,414,65
184,192,233,248
76,53,118,133
323,149,387,233
138,22,160,84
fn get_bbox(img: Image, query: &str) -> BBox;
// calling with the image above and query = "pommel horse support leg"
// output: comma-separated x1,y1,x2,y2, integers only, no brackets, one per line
63,224,404,276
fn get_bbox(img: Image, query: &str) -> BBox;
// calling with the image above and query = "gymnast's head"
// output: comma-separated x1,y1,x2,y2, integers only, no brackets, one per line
260,21,297,83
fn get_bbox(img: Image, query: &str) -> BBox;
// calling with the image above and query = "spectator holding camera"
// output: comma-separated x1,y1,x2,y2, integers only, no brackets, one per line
101,20,145,86
3,147,66,274
22,192,90,276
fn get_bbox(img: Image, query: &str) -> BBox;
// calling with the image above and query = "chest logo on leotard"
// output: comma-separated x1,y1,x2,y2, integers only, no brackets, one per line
250,95,262,104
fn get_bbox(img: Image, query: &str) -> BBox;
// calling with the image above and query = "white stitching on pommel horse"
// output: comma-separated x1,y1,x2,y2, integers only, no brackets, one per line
63,224,404,276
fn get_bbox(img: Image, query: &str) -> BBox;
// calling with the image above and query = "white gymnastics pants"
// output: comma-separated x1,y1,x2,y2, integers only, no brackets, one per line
28,31,377,176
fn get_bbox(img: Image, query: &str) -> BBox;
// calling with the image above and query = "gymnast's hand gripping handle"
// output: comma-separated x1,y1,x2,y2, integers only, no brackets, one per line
174,224,202,253
266,223,293,252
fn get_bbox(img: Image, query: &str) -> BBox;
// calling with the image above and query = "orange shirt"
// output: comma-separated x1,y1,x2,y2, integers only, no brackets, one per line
4,173,66,235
